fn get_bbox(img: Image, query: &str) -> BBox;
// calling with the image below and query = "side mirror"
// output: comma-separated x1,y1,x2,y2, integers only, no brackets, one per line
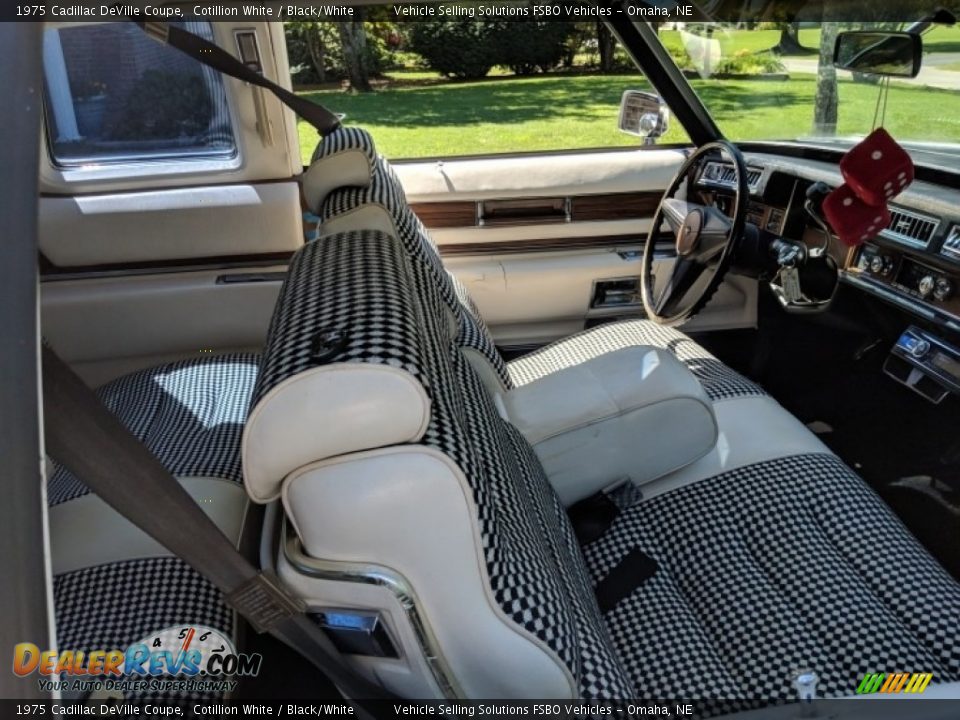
618,90,669,145
833,31,922,78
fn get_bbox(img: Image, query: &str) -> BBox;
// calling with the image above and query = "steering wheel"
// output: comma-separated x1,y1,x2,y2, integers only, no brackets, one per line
641,140,749,326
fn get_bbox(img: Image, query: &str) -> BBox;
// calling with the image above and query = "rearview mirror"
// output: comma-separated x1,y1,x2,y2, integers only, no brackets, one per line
833,31,922,78
618,91,669,145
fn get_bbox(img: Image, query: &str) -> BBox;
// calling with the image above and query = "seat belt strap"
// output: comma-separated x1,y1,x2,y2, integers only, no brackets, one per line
41,347,393,704
135,21,342,137
567,491,621,545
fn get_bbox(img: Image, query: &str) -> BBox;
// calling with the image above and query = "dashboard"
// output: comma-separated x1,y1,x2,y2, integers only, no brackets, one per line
696,152,960,402
696,155,960,336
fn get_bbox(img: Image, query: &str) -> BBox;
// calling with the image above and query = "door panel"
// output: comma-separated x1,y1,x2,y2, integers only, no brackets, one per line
394,149,758,347
38,23,301,380
395,147,686,201
39,182,301,267
41,268,285,386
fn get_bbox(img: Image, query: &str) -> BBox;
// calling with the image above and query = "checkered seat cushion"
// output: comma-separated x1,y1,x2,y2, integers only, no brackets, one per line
47,354,260,702
48,354,260,505
53,558,233,703
307,127,762,402
582,453,960,709
248,230,634,698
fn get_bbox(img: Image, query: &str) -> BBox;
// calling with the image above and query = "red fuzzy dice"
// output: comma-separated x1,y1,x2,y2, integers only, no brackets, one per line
823,183,891,247
839,128,914,207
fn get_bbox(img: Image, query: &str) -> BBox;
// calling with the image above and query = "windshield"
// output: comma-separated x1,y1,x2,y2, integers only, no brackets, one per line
662,22,960,170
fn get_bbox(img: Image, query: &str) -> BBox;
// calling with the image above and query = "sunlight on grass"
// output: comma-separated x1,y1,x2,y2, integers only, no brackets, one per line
297,72,960,163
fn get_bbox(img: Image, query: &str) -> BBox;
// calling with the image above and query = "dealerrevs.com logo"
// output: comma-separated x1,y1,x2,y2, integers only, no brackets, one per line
12,625,262,695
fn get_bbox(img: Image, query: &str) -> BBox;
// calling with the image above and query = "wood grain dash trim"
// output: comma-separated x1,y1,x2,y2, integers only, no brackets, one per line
410,201,476,228
438,234,644,257
570,191,661,222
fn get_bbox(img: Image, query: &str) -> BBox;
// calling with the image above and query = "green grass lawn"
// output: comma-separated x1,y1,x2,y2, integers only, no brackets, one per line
659,29,797,57
297,71,960,162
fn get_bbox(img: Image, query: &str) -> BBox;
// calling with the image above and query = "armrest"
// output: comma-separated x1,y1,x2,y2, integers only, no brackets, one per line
502,346,718,505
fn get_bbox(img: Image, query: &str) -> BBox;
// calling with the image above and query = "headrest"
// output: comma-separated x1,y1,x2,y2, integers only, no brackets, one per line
243,229,449,502
243,364,430,503
302,126,378,213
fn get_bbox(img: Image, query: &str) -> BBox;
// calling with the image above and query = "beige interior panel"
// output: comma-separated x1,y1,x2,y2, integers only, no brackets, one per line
446,249,757,347
403,147,755,345
41,268,285,386
39,182,302,266
431,218,653,248
393,148,686,202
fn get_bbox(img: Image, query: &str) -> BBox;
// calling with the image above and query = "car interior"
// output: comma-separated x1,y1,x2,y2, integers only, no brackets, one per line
5,7,960,717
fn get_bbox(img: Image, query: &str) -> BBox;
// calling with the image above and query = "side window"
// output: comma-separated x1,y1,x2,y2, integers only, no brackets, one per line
285,19,690,162
43,21,236,167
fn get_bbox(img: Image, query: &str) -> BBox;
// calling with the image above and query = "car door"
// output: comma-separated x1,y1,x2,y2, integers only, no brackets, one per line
38,21,300,386
393,148,758,349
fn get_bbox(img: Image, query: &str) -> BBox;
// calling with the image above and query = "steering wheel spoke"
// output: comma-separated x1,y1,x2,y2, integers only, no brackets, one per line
655,258,715,317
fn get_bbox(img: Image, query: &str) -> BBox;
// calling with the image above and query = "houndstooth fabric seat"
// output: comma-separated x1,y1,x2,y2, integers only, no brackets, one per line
48,354,260,505
248,230,634,698
307,126,764,402
47,354,260,702
582,453,960,707
245,229,960,705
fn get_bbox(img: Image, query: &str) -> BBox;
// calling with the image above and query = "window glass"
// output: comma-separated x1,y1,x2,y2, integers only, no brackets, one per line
43,22,236,166
285,18,690,162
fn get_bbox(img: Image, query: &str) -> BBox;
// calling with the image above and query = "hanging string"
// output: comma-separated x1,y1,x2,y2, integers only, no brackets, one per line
872,76,891,130
880,77,890,127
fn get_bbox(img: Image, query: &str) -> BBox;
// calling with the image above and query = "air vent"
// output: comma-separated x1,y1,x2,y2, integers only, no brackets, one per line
883,207,939,248
702,162,762,191
942,225,960,260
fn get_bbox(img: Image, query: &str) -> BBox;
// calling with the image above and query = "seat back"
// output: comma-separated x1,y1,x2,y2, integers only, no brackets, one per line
243,229,631,699
303,127,512,395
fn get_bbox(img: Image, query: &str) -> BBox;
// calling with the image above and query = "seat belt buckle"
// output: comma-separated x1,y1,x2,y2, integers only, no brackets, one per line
225,572,306,634
141,21,170,44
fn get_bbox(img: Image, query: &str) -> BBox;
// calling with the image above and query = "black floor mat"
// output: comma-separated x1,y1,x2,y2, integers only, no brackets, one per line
233,631,343,700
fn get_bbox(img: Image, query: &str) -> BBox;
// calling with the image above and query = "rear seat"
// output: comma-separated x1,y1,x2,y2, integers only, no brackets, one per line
46,354,260,701
244,228,960,706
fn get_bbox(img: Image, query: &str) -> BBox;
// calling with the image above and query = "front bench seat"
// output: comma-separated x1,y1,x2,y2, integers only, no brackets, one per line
584,453,960,701
302,127,765,403
46,354,260,701
244,230,960,707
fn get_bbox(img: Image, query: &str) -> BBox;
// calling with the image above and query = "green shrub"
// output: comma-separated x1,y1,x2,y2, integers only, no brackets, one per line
409,16,576,79
494,22,576,75
714,49,786,75
408,20,497,79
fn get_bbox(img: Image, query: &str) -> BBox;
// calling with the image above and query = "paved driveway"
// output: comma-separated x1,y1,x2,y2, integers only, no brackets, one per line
780,56,960,91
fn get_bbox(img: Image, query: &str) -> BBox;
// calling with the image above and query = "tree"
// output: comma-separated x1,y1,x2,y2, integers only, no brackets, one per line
596,21,616,72
813,22,839,135
338,13,373,92
304,24,328,84
774,21,805,55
